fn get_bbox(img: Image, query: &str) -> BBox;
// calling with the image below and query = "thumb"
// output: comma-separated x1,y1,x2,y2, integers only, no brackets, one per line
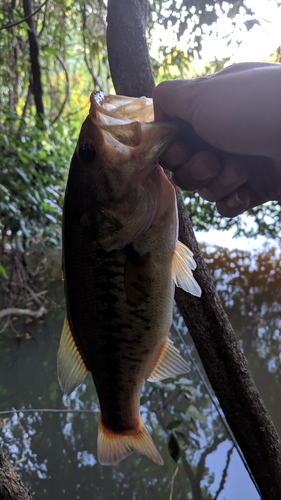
153,80,197,122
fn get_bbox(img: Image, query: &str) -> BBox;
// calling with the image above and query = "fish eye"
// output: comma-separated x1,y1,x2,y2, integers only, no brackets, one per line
78,142,96,164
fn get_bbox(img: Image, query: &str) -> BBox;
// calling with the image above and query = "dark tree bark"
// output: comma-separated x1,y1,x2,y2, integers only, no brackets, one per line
0,449,32,500
175,192,281,500
107,0,154,97
106,1,281,499
23,0,44,118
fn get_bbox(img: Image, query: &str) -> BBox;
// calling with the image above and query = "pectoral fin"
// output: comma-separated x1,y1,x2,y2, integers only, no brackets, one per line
57,314,89,395
147,339,190,381
172,241,202,297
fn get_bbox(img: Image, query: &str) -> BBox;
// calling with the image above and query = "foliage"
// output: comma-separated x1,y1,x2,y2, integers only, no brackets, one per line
0,111,77,247
0,265,8,279
148,0,260,80
202,244,281,394
184,191,281,242
0,0,111,249
0,0,280,254
0,0,110,121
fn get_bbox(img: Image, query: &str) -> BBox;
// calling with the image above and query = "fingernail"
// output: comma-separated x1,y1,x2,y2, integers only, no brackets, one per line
197,187,216,202
220,164,240,186
225,192,245,209
190,159,213,181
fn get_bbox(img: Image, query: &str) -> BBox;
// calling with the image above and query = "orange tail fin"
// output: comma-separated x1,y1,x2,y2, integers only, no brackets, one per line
97,417,163,466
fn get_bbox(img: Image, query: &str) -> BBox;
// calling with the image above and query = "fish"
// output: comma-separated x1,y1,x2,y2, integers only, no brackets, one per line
57,92,201,466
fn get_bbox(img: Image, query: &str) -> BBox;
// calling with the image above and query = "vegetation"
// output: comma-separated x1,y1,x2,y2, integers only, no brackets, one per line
0,0,280,258
0,242,280,498
1,1,281,498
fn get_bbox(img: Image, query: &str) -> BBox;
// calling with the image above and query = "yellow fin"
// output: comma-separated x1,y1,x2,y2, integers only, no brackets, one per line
97,417,163,466
172,241,202,297
147,339,190,381
57,314,89,395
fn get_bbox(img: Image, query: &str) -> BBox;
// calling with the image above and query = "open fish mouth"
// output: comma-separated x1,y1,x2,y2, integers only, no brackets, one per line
91,92,155,122
88,92,178,160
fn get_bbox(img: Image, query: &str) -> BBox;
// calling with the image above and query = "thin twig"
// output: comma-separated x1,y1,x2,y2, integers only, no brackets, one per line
23,282,44,306
0,306,47,320
80,2,103,90
169,466,179,500
0,0,49,30
0,408,99,415
0,317,10,334
51,56,70,124
213,444,235,500
21,289,47,305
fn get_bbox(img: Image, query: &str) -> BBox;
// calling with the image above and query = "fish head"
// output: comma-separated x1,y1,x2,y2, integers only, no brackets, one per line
67,92,178,249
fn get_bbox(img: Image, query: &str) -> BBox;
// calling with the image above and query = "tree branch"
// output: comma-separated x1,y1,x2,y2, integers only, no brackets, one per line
22,0,44,119
0,448,32,500
0,306,46,320
174,192,281,499
51,56,70,124
107,0,155,97
213,444,234,500
106,1,281,499
0,0,48,31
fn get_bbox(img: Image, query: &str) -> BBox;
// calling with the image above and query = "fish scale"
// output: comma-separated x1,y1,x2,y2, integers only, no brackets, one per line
63,201,163,411
58,93,201,465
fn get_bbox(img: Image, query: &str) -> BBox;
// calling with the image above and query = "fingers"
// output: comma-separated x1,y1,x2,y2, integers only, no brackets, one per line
153,80,196,122
197,157,249,202
159,142,193,171
173,151,222,191
194,155,252,217
216,187,251,217
161,148,256,217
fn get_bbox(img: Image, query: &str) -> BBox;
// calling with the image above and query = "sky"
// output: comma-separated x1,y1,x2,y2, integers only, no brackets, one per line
192,0,281,70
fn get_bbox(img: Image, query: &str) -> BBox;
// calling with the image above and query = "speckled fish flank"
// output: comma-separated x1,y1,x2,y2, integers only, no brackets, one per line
58,93,201,466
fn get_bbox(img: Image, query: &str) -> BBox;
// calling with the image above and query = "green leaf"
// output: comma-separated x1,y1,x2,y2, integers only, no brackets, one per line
167,420,182,430
0,266,8,279
168,433,181,463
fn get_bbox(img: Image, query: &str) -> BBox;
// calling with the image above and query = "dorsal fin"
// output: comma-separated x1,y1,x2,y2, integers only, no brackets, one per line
172,240,202,297
57,314,89,395
147,339,190,381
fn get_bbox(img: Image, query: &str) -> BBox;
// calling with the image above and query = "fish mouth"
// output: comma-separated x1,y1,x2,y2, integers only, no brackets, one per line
89,91,178,172
91,91,154,122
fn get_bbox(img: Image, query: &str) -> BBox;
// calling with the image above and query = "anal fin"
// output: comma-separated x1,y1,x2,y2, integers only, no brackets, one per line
172,240,202,297
97,416,163,466
57,314,89,395
147,339,190,381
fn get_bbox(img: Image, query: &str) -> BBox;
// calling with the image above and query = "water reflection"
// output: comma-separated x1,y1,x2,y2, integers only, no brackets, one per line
0,245,275,499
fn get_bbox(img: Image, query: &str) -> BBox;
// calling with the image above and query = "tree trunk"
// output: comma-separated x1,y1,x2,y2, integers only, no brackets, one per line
22,0,44,118
107,0,154,97
106,1,281,499
0,449,32,500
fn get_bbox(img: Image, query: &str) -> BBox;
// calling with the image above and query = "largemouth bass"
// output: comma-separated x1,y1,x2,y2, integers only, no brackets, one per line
58,93,201,466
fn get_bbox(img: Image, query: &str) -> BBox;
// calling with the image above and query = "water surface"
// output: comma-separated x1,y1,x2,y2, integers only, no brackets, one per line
1,246,279,499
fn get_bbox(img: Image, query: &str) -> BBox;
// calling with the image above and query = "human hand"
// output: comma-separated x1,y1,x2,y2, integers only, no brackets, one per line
153,62,281,217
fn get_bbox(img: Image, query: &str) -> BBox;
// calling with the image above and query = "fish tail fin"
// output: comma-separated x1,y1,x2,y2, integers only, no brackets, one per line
97,416,163,466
